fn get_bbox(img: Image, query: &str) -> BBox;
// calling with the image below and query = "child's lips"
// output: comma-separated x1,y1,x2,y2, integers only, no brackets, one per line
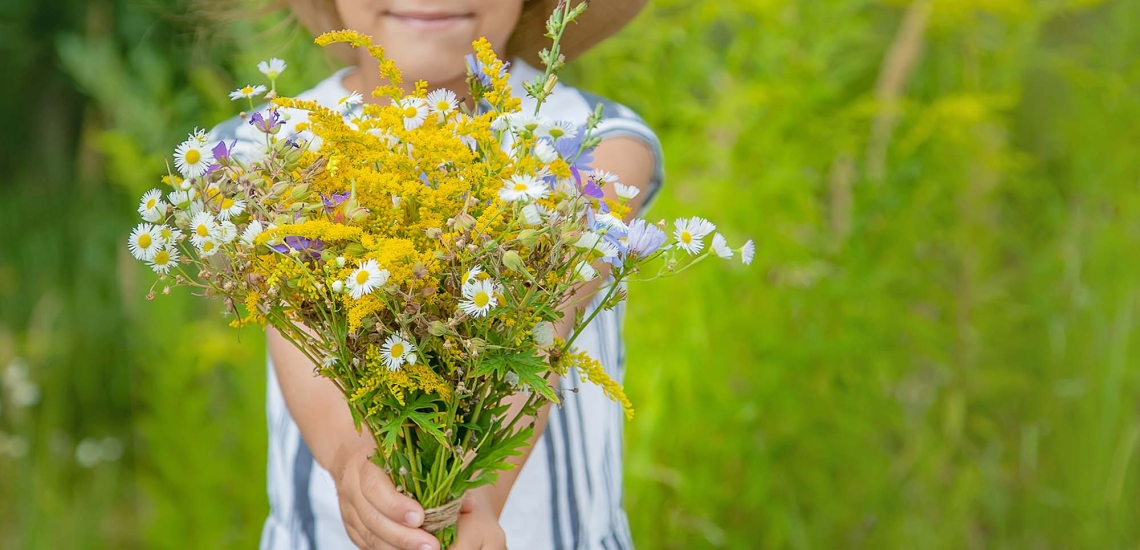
384,10,474,31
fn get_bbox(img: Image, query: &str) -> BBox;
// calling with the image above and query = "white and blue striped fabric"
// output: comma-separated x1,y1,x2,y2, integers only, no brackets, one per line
209,58,664,550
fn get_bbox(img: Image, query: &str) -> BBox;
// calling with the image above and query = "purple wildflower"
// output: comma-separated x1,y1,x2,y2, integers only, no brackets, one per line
204,140,236,175
625,219,667,259
249,109,284,134
321,191,350,209
270,236,325,260
212,139,236,161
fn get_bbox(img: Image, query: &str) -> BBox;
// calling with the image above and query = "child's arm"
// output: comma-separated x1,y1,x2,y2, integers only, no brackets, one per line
269,328,442,550
451,136,656,549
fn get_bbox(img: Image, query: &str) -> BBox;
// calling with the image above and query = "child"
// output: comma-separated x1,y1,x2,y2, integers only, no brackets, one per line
209,1,663,548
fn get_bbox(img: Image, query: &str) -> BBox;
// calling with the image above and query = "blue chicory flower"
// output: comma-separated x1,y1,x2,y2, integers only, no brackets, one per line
625,219,667,259
555,128,594,173
465,54,509,87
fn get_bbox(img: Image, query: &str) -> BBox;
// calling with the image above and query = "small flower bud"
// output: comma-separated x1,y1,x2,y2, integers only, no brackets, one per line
290,184,311,200
517,229,540,248
501,250,528,274
429,321,449,336
335,256,346,267
331,280,344,293
454,212,476,231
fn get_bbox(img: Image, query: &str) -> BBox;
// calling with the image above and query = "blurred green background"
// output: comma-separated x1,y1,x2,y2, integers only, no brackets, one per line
3,0,1140,548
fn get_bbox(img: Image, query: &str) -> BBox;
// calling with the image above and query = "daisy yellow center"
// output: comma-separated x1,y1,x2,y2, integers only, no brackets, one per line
436,101,450,111
390,343,405,357
680,230,692,244
513,183,529,192
241,86,254,95
146,198,157,209
196,225,210,238
138,233,153,248
221,198,234,210
185,149,201,165
202,241,215,252
355,271,370,285
161,229,172,239
154,250,169,264
473,291,490,308
549,127,564,138
403,106,418,118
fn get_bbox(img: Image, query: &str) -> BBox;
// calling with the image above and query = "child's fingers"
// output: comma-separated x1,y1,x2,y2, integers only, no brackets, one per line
353,493,438,550
357,461,425,527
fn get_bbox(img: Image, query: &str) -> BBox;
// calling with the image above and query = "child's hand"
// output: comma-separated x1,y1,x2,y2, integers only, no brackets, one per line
331,442,440,550
450,488,508,550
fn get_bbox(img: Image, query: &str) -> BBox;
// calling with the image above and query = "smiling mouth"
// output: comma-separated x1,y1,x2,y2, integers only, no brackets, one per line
384,10,474,30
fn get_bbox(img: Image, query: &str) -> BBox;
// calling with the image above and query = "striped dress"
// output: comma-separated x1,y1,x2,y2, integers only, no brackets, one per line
208,58,664,550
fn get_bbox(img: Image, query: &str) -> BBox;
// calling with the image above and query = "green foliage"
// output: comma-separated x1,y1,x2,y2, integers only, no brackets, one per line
2,0,1139,548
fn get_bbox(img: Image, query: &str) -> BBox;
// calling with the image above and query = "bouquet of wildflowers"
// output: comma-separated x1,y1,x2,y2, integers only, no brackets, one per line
126,3,752,546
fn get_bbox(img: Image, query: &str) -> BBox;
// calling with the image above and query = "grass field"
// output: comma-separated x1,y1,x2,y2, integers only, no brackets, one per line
2,0,1140,548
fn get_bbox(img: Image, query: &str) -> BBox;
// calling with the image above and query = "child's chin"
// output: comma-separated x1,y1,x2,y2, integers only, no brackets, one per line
385,48,472,87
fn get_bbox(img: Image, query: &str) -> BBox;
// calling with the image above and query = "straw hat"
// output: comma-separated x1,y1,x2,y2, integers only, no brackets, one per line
286,0,649,65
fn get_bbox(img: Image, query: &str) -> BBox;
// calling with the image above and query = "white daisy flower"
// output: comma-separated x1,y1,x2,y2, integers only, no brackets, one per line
138,189,167,223
157,225,183,246
257,58,287,80
712,233,734,259
614,183,641,200
216,221,238,244
521,203,545,226
463,265,483,285
511,114,544,134
345,259,389,299
229,84,267,101
397,97,428,130
426,89,458,119
574,231,619,258
673,216,717,255
458,279,498,317
595,212,629,232
573,261,598,282
338,91,363,108
128,223,163,261
591,170,619,186
554,177,579,198
217,197,246,221
538,120,578,142
168,190,192,208
240,220,264,247
197,238,221,257
740,239,755,266
498,175,549,203
380,334,416,371
534,140,558,164
189,212,218,247
490,113,512,131
391,194,402,208
173,138,215,179
147,246,180,275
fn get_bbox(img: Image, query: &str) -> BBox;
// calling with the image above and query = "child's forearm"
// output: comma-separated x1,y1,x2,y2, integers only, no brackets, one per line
268,327,374,471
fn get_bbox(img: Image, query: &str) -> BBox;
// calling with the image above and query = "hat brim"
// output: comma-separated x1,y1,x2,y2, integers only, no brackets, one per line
507,0,649,66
